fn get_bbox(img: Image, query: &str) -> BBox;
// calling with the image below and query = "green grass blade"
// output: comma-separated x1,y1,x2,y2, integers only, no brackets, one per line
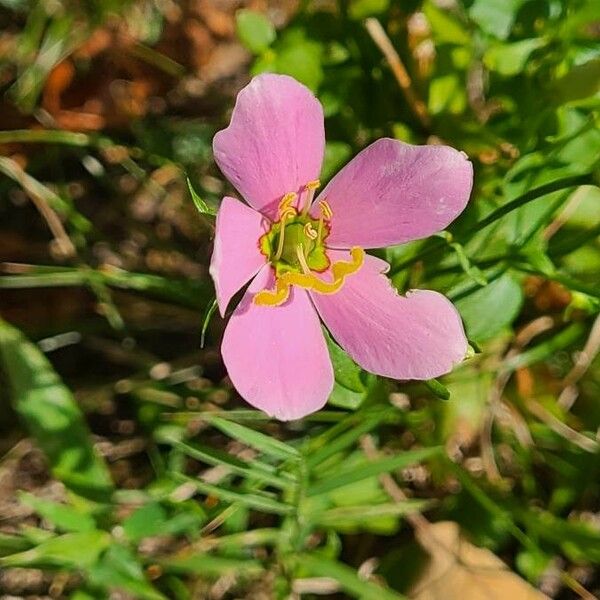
308,447,442,496
296,554,405,600
204,415,301,461
176,474,293,515
0,319,114,502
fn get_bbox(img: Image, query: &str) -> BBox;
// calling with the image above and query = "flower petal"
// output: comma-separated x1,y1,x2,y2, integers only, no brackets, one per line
222,265,333,420
311,251,468,380
210,196,268,317
213,74,325,219
318,139,473,249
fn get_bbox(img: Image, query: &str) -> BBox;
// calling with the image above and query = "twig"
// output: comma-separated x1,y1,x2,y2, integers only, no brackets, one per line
526,398,599,453
558,313,600,409
544,186,588,240
0,156,76,258
480,317,555,480
365,18,431,129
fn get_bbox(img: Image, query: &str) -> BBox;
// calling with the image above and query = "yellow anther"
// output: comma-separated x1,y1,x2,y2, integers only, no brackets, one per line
303,223,318,240
253,247,365,307
319,199,333,219
272,192,299,261
317,199,333,241
301,179,321,215
278,192,298,220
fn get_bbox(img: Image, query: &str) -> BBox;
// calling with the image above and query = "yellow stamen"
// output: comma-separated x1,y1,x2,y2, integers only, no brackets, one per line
301,179,321,215
273,193,298,261
304,222,318,240
254,247,364,307
317,198,333,241
296,244,311,274
278,192,298,219
319,199,333,219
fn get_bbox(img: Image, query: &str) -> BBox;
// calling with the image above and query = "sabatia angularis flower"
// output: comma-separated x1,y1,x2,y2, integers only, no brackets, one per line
210,74,473,421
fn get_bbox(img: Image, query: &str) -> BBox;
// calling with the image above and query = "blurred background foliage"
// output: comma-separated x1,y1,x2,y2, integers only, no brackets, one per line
0,0,599,598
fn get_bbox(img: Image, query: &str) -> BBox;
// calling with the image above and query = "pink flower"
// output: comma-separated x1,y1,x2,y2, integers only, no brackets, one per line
210,74,473,421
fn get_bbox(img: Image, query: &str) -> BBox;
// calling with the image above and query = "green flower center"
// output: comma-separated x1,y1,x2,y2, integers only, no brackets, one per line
252,183,365,308
260,214,330,277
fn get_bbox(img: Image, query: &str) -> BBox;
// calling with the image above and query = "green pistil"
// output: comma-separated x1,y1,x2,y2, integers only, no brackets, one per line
260,214,330,277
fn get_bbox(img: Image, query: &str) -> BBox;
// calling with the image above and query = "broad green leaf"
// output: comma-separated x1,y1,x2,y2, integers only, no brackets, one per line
554,59,600,105
204,415,300,461
0,531,110,569
19,493,96,533
297,554,405,600
469,0,524,39
235,9,275,54
348,0,389,20
484,39,546,76
0,319,113,502
455,273,523,342
428,74,466,115
328,382,366,410
423,1,470,45
308,447,442,496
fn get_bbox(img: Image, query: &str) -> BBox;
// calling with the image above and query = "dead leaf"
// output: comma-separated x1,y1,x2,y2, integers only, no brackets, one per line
410,521,549,600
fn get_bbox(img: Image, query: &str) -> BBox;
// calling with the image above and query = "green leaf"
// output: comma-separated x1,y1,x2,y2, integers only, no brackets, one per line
428,73,466,115
201,297,218,348
423,378,451,400
187,178,216,216
314,500,431,529
164,437,292,488
455,273,524,342
122,502,169,543
308,447,442,496
235,9,275,54
469,0,524,39
297,554,405,600
348,0,389,20
89,544,167,600
0,534,32,556
554,59,600,104
177,475,293,515
328,381,366,410
204,415,300,461
0,319,113,502
0,531,110,570
324,329,366,393
162,553,264,577
423,1,470,45
19,493,96,533
484,39,546,76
